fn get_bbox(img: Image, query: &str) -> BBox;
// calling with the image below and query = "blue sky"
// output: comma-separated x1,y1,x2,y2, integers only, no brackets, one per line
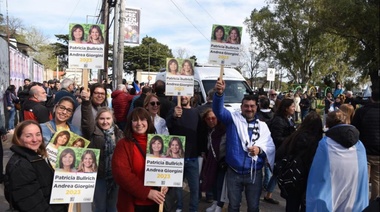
4,0,266,64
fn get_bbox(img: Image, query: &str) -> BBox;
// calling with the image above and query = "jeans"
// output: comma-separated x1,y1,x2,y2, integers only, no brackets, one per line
267,174,277,193
301,110,308,121
367,155,380,200
7,107,16,130
176,158,199,212
226,167,262,212
92,179,118,212
263,164,271,189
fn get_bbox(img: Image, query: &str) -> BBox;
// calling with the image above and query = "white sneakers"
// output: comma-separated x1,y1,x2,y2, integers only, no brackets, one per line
206,201,217,212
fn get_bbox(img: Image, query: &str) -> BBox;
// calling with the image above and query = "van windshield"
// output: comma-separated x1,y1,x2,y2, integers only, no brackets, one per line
202,80,252,103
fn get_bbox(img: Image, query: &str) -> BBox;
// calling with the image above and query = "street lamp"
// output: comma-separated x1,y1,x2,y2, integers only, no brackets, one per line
86,15,99,24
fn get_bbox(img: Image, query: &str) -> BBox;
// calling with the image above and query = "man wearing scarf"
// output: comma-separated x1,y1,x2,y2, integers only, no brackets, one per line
213,79,275,212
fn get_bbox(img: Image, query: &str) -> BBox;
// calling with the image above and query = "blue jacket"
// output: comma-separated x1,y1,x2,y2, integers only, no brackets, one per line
213,93,272,174
40,120,82,145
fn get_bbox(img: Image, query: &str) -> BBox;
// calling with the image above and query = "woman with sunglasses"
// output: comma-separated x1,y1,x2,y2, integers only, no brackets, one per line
41,96,82,145
144,94,169,135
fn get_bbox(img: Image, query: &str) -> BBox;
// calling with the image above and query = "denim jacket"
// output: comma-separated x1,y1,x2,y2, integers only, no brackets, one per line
40,120,82,145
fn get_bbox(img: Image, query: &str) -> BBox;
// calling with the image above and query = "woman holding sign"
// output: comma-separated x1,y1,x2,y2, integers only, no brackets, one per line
81,89,124,212
112,108,168,211
4,120,68,211
41,96,82,146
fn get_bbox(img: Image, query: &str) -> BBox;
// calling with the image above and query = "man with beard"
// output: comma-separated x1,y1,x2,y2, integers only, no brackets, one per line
213,80,275,212
166,96,201,212
23,84,52,123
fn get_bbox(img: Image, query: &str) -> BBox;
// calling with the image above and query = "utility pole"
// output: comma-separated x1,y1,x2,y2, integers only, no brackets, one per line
101,0,110,84
112,0,125,90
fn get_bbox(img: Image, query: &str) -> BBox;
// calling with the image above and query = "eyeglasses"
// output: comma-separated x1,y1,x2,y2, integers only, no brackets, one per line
206,117,216,121
93,92,106,96
270,94,277,96
149,101,161,106
56,105,74,114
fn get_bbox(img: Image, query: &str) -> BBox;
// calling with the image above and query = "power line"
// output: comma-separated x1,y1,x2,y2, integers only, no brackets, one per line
169,0,209,42
58,0,82,34
193,0,217,23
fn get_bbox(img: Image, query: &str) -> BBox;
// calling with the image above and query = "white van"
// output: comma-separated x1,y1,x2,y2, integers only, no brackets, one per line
156,65,253,112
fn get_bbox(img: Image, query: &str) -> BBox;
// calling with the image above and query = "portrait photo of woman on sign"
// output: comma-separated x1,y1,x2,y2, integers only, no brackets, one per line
87,25,104,44
166,136,184,158
167,59,179,75
212,25,225,43
77,149,98,173
53,130,70,149
226,27,241,44
180,59,194,76
58,148,77,172
148,135,165,157
70,24,86,44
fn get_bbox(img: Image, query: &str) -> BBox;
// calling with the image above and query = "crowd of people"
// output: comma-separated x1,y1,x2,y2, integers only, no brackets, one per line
1,77,379,212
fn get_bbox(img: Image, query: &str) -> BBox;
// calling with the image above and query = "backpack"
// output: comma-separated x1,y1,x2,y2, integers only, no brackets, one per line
275,154,306,198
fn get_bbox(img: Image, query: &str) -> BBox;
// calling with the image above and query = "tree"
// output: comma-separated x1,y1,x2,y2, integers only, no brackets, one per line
175,47,190,59
312,0,379,92
240,41,266,89
50,34,69,70
0,16,25,41
123,36,173,72
244,0,355,90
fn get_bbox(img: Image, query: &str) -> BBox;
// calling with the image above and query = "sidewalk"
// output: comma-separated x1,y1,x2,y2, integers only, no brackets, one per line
1,132,285,212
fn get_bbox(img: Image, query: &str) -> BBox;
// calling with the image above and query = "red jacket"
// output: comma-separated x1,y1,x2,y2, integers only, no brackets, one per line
23,98,52,123
111,90,134,122
112,134,156,211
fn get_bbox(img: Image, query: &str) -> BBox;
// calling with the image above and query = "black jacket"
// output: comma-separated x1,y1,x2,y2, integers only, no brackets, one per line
5,145,67,212
269,115,296,149
352,102,380,155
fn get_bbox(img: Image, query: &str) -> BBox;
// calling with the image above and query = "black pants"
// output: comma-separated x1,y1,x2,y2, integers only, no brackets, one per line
285,189,305,212
134,204,159,212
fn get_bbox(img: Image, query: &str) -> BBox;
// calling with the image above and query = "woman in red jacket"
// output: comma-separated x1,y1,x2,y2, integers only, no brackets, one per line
112,107,168,211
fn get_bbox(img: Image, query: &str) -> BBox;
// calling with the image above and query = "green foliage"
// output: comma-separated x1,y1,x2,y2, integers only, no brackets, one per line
245,0,379,92
123,36,174,72
312,0,379,92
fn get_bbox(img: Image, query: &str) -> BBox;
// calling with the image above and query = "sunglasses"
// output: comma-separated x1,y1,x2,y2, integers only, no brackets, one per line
149,101,161,106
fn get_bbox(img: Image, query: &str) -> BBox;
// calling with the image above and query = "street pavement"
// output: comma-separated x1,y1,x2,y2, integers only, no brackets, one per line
1,132,285,212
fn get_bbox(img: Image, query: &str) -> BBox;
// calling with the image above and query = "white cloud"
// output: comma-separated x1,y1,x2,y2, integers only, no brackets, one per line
4,0,266,63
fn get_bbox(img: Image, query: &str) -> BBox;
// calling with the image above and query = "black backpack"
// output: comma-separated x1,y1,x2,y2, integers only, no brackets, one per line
275,154,306,198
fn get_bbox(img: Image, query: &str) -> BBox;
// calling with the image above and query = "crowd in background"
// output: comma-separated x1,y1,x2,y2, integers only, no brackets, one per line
1,77,379,212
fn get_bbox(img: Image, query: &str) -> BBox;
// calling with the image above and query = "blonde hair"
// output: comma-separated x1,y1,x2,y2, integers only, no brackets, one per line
339,104,355,124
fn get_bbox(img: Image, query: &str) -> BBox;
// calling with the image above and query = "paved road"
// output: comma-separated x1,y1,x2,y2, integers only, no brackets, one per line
1,132,285,211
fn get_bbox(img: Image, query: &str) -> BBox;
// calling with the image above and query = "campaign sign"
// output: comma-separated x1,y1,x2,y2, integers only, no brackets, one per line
68,23,105,69
208,24,242,66
46,130,90,169
165,58,194,97
144,134,186,187
50,147,100,204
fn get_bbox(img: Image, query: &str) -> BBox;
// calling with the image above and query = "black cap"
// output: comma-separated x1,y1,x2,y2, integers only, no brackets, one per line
48,80,54,84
